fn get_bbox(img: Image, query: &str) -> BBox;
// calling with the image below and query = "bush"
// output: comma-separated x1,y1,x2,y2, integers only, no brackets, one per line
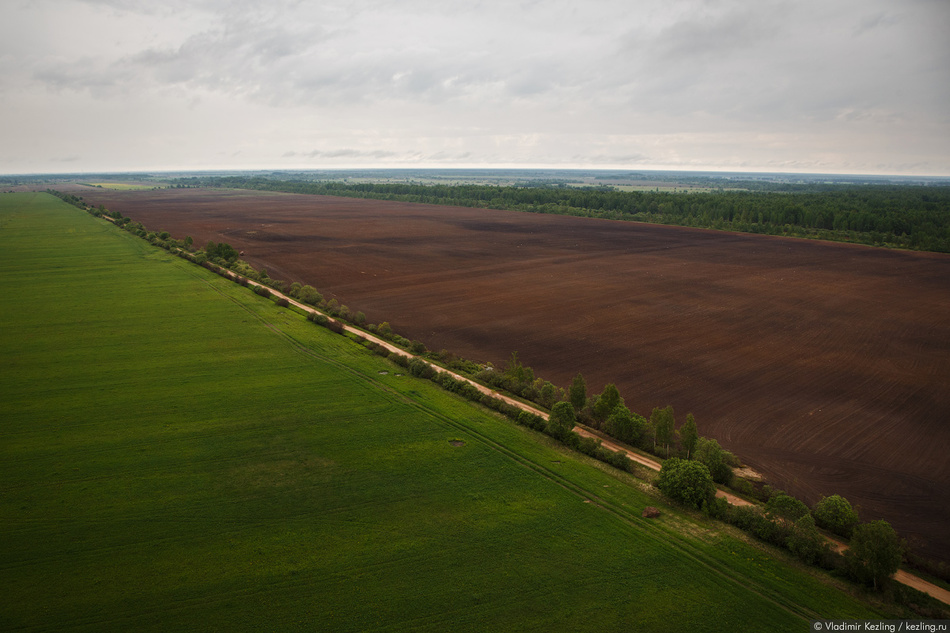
787,515,829,566
813,495,860,539
457,382,483,402
253,285,271,299
551,429,581,449
753,516,790,546
656,458,715,509
694,437,734,485
765,492,810,528
275,297,290,308
305,311,343,334
606,450,632,472
408,358,436,380
730,477,755,497
437,372,462,392
703,496,731,520
298,285,323,305
727,505,764,533
577,436,602,457
490,399,521,420
516,410,548,432
366,342,389,356
388,352,409,368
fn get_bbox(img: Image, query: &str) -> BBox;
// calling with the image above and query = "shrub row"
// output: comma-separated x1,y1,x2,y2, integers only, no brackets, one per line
306,310,345,334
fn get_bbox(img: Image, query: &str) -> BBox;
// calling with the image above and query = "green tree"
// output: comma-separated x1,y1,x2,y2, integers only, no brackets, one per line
650,405,675,456
656,458,715,509
693,437,733,485
592,383,623,421
568,373,587,412
538,381,559,408
813,495,860,539
603,406,648,446
679,413,698,459
846,520,903,590
548,402,576,441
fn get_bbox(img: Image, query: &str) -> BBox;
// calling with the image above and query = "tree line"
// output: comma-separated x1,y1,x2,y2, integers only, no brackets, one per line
172,176,950,252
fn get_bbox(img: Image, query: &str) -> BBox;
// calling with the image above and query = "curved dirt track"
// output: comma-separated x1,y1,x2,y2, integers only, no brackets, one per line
67,185,950,566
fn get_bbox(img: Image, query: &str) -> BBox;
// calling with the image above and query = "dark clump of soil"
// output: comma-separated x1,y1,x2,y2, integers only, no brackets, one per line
449,440,466,447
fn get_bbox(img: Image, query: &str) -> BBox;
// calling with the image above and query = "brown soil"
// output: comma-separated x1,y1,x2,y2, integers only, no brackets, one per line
65,185,950,564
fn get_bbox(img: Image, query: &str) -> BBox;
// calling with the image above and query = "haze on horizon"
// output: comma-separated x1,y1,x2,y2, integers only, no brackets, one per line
1,0,948,177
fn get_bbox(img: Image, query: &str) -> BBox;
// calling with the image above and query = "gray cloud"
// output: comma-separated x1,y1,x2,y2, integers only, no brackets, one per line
1,0,948,174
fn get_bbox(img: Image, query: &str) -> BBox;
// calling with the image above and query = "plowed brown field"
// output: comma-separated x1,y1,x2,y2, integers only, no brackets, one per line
66,185,950,563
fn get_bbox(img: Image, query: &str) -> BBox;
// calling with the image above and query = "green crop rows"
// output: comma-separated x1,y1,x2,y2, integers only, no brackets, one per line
0,193,885,631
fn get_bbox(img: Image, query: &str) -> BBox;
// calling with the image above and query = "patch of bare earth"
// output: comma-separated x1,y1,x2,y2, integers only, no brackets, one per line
67,185,950,564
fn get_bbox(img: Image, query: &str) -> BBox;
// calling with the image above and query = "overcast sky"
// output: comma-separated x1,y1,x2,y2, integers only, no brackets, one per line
2,0,948,175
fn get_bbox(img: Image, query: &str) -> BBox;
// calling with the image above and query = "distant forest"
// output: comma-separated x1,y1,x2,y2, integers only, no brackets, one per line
174,176,950,253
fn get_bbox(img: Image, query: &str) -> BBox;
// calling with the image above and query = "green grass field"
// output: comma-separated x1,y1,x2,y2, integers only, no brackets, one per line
0,193,888,631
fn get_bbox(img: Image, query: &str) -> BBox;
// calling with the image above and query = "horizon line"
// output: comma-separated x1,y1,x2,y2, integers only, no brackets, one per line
4,165,950,180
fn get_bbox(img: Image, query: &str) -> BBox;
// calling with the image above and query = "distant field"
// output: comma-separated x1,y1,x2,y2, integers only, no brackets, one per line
564,181,736,193
82,182,157,190
0,193,887,630
65,185,950,566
